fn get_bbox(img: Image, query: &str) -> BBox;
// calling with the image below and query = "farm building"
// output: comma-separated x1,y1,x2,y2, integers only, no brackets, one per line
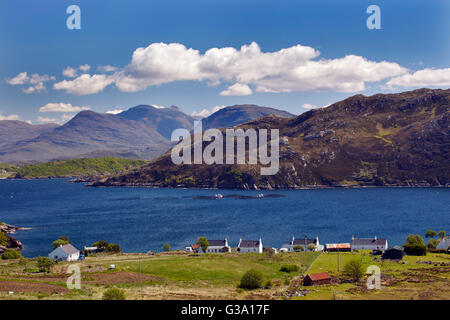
351,236,388,251
238,238,263,253
48,244,80,261
325,243,351,252
382,246,405,260
281,235,324,252
303,272,332,286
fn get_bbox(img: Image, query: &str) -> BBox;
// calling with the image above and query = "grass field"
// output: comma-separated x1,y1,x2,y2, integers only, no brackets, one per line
0,250,448,300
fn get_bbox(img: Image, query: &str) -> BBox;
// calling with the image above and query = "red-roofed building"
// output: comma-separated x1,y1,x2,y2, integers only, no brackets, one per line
303,272,332,286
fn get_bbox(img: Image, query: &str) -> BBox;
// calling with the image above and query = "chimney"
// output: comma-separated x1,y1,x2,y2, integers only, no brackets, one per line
352,235,354,241
374,235,377,240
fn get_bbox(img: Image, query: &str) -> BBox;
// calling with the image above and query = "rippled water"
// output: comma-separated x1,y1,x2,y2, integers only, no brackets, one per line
0,179,449,257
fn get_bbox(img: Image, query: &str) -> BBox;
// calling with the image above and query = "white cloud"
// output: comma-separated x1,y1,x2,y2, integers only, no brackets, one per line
0,113,20,121
220,83,252,96
53,74,114,95
62,67,78,78
302,102,331,110
79,64,91,72
6,72,55,93
152,105,166,109
386,68,450,87
37,116,59,124
6,72,29,85
39,103,91,113
192,105,226,118
51,42,409,96
106,109,123,115
97,65,118,73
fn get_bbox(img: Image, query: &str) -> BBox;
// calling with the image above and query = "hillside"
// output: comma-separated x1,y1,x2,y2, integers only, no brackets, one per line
201,104,295,130
0,104,293,164
0,120,58,149
11,157,146,179
92,88,450,189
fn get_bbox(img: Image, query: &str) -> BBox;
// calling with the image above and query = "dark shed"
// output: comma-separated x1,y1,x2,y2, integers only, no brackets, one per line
382,246,405,260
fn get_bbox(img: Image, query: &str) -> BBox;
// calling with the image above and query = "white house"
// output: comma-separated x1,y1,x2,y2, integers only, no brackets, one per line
351,236,388,251
48,244,80,261
281,235,323,252
237,238,263,253
200,239,231,253
436,236,450,251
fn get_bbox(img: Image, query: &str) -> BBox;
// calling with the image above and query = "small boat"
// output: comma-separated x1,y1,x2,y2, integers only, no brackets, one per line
212,193,223,200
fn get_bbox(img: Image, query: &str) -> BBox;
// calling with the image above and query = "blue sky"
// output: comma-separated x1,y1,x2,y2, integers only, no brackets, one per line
0,0,449,123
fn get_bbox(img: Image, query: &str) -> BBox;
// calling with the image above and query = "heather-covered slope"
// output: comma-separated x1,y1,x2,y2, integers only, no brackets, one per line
92,88,450,189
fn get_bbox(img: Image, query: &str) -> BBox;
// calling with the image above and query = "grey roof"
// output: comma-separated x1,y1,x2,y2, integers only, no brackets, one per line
60,244,79,255
239,240,260,248
352,238,387,246
292,238,317,246
207,240,227,247
386,246,404,251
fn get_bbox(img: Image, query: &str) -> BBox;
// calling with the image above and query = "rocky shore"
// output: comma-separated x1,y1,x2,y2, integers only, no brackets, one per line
0,222,30,254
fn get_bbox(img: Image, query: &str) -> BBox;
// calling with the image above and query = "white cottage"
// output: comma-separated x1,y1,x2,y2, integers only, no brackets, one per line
237,238,263,253
436,236,450,251
281,235,323,252
351,236,388,251
200,239,231,253
48,244,80,261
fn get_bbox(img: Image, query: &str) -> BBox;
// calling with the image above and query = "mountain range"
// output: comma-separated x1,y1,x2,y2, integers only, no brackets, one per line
0,104,294,163
92,88,450,189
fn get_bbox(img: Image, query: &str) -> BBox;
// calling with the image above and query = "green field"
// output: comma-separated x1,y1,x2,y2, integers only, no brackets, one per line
5,157,146,179
0,250,448,300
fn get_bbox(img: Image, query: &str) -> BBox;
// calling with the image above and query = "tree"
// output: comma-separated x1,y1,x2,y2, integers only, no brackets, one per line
102,287,126,300
293,245,304,252
403,234,427,256
1,249,22,260
105,243,121,253
0,232,8,246
343,259,364,282
438,230,446,239
307,244,316,251
51,236,70,249
425,229,437,238
196,237,209,253
37,256,54,273
163,243,171,252
427,239,439,250
93,240,108,249
239,269,263,290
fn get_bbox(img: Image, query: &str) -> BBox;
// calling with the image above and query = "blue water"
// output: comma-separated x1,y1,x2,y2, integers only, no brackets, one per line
0,179,449,257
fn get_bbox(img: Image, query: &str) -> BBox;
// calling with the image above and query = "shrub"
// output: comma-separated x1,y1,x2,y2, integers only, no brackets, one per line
106,243,121,253
37,256,54,273
196,237,209,253
307,244,316,251
163,243,171,252
93,240,108,249
102,287,126,300
0,232,8,246
239,269,263,290
425,229,437,238
280,264,299,273
51,236,70,249
438,230,446,238
293,245,304,252
1,249,22,260
343,259,364,282
427,239,439,250
403,234,427,256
